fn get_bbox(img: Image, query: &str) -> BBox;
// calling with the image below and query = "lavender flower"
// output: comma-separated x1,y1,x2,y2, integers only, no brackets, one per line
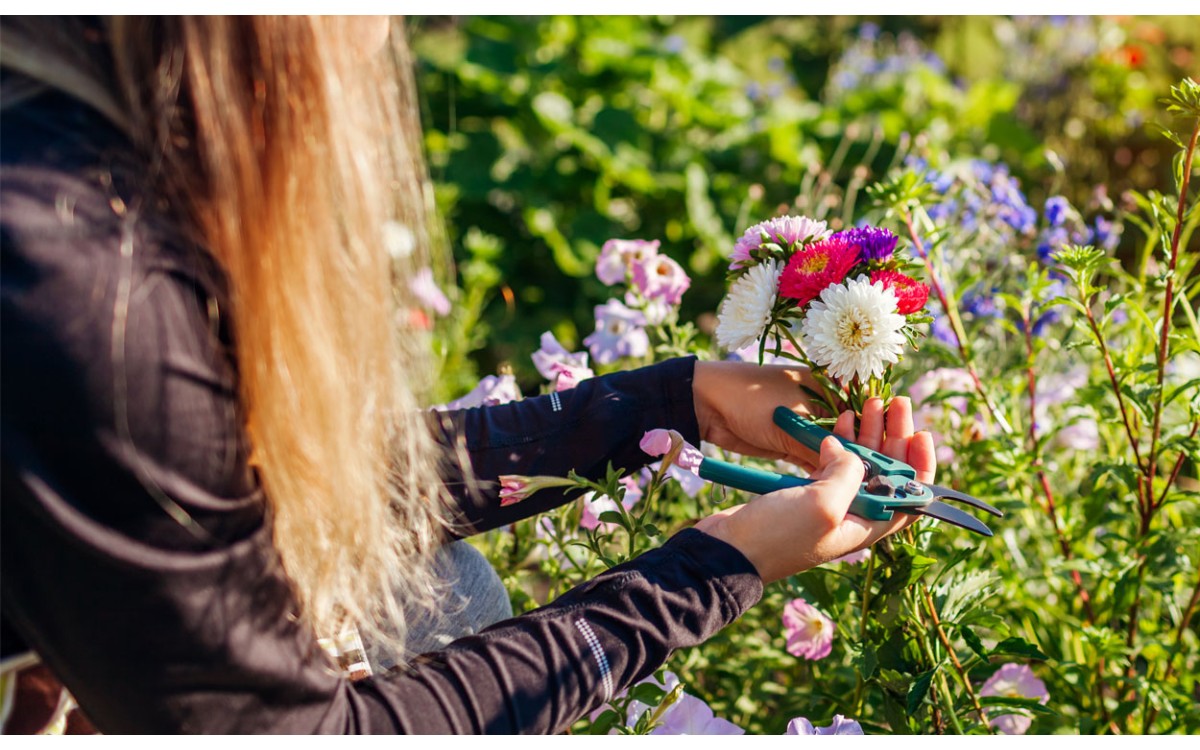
652,694,743,735
785,715,864,735
979,664,1049,735
1044,196,1070,227
584,299,650,364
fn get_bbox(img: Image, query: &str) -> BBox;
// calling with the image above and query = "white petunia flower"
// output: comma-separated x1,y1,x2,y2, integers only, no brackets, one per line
715,260,783,352
800,275,906,382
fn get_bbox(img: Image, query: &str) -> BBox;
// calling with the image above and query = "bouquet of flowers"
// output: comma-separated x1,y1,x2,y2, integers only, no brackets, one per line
714,216,932,413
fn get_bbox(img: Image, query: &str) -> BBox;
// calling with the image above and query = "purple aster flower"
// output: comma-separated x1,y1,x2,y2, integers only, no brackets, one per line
595,239,660,286
782,598,834,660
930,311,958,348
583,299,650,364
409,267,452,317
1037,226,1070,264
652,694,744,735
632,253,691,306
433,374,521,411
979,664,1049,735
1044,196,1070,227
730,215,830,270
786,715,864,735
531,331,590,381
1093,216,1120,250
838,226,898,262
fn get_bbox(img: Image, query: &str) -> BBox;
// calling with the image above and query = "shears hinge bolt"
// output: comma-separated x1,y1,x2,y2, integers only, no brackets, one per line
904,481,923,495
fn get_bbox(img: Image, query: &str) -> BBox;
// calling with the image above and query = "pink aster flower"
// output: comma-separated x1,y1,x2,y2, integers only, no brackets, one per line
409,266,452,316
782,598,834,660
580,477,644,531
730,215,830,270
596,238,660,286
640,429,704,473
785,715,864,735
432,374,522,411
778,235,861,308
548,361,594,392
632,253,691,305
531,331,590,381
979,663,1049,735
583,299,650,365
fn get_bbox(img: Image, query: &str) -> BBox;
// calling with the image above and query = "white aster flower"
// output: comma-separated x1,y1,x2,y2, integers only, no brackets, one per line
800,275,906,382
716,260,783,352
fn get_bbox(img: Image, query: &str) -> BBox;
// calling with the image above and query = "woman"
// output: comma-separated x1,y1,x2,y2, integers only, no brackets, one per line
0,17,934,733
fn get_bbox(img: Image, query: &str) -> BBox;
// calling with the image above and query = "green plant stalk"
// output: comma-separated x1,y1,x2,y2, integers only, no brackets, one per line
905,588,963,734
850,548,878,715
920,586,991,731
1078,287,1146,473
899,209,1013,436
1123,114,1200,702
1155,420,1200,511
1142,567,1200,731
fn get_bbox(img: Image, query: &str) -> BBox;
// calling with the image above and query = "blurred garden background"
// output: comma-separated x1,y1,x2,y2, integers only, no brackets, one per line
405,16,1200,735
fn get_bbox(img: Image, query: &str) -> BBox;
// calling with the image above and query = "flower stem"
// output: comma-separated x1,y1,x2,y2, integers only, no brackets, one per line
851,549,878,715
920,587,991,730
899,209,1013,435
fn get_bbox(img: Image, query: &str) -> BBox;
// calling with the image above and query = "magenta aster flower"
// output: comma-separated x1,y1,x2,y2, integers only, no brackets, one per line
839,225,898,262
409,266,452,316
782,598,834,660
531,331,590,381
778,235,861,307
979,664,1049,735
785,715,864,735
730,215,830,270
595,238,660,286
632,253,691,305
583,299,650,365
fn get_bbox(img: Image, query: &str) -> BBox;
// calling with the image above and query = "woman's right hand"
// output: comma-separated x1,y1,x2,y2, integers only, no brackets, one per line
693,397,936,583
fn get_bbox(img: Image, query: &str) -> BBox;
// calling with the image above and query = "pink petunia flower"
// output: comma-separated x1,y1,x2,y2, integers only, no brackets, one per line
432,374,522,411
409,267,452,316
632,253,691,306
497,474,578,507
785,715,864,735
652,693,744,735
782,598,834,660
596,239,660,286
583,299,650,365
531,331,590,381
778,235,861,308
639,429,704,473
979,664,1049,735
580,477,643,531
548,361,594,392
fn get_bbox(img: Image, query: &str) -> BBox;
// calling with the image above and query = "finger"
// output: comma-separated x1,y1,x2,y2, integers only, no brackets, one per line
858,397,885,450
809,437,865,511
882,396,914,460
907,430,937,484
834,410,855,440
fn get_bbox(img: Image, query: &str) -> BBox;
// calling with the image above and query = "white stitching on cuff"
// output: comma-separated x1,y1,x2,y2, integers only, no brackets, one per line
574,618,613,701
550,391,562,412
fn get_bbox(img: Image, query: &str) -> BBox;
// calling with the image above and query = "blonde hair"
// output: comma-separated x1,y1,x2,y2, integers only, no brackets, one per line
1,17,452,657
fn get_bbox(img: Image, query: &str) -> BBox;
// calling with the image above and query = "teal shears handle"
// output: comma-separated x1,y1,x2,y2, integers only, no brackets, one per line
771,406,915,480
697,456,900,522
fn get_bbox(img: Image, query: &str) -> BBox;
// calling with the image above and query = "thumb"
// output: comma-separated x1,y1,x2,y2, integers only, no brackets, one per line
810,437,866,498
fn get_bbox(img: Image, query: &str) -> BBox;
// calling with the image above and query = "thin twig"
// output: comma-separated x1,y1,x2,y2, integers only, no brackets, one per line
921,587,992,730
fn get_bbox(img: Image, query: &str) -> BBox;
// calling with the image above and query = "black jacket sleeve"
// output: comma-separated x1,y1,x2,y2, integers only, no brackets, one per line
429,357,702,537
1,143,764,734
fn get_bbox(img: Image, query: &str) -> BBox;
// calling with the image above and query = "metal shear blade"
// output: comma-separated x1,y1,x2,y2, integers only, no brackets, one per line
926,483,1003,517
899,500,995,537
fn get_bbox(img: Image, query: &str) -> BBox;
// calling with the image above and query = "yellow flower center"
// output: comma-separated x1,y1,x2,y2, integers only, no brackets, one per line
836,309,875,350
800,255,830,274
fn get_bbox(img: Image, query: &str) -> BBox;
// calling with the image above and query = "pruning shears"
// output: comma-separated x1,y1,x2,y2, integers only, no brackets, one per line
696,406,1002,537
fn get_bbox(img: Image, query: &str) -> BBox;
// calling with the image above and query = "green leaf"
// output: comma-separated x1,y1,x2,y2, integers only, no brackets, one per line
960,626,989,660
979,696,1057,716
907,668,937,715
588,709,621,735
628,682,666,706
992,637,1049,661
